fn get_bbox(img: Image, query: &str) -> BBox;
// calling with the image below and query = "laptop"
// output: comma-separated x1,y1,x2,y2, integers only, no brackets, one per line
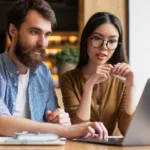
74,78,150,146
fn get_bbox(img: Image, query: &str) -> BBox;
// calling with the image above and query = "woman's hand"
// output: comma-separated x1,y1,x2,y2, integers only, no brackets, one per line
112,63,135,87
87,64,114,85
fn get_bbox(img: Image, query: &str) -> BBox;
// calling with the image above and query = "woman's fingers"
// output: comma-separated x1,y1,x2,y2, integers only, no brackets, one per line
113,63,131,76
96,64,114,78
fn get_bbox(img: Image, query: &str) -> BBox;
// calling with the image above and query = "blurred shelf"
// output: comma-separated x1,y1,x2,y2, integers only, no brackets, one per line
47,44,78,49
52,31,79,36
47,32,79,48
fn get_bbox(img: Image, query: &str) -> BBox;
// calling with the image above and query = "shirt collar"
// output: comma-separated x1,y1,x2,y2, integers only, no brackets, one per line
3,49,19,76
2,49,38,76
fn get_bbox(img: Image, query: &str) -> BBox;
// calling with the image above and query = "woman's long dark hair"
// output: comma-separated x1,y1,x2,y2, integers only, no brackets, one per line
77,12,128,68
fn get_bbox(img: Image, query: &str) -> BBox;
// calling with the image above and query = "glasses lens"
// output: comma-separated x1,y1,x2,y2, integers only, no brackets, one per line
107,40,118,50
91,37,119,50
91,38,103,48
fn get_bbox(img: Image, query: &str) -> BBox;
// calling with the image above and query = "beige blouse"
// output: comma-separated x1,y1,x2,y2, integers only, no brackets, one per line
60,68,133,136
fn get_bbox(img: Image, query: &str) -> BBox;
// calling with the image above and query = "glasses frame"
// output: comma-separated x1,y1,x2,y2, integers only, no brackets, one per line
90,37,121,51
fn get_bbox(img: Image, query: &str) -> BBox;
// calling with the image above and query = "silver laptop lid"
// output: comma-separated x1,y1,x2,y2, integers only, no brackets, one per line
123,78,150,146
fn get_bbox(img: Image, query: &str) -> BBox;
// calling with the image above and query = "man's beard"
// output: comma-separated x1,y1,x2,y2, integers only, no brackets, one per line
15,39,46,69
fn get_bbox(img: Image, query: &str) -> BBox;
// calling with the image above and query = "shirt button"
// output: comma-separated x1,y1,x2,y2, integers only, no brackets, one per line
13,83,17,87
10,73,13,76
16,71,19,74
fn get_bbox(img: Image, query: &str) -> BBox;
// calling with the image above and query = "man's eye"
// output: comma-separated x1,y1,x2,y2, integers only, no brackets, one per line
45,33,51,38
30,30,38,34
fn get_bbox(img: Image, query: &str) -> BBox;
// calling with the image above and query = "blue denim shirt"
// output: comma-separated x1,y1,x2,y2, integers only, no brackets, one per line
0,50,59,122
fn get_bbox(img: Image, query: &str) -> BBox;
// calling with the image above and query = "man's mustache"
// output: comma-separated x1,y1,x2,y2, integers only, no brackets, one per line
33,46,46,53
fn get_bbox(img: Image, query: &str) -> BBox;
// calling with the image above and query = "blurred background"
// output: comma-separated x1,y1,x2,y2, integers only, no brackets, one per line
0,0,128,87
0,0,150,111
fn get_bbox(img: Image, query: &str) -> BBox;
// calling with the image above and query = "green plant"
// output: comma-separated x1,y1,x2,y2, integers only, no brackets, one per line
55,45,79,64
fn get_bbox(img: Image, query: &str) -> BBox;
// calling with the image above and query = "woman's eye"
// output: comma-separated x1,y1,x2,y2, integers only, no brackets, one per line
92,36,101,40
109,39,117,43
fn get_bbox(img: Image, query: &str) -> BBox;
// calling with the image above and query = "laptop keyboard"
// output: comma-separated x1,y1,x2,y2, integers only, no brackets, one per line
74,136,124,145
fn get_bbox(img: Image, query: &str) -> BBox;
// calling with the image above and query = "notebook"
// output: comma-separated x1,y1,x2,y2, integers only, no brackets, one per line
74,78,150,146
0,133,66,145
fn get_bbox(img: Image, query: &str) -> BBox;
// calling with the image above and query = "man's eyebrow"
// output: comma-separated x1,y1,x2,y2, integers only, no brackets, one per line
28,27,41,31
28,27,52,34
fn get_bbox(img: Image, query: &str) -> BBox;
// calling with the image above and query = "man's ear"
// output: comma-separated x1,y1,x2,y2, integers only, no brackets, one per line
9,24,17,39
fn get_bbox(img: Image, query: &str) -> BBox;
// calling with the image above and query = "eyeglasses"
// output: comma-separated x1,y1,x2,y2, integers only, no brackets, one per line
91,36,121,51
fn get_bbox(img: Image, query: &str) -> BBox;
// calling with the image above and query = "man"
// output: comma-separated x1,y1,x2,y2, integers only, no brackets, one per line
2,0,70,125
0,0,108,139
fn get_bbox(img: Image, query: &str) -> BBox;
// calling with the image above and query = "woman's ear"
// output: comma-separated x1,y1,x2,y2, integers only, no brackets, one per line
9,24,17,39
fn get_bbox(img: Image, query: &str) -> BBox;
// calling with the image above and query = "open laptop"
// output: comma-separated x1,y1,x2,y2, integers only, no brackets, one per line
74,78,150,146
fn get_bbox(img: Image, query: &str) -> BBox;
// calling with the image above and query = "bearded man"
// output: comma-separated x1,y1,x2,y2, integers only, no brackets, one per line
0,0,108,139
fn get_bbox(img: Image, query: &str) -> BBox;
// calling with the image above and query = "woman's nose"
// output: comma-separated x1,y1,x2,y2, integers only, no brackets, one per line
101,40,108,50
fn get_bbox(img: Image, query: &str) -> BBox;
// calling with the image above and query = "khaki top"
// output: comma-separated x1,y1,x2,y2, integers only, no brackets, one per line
60,68,133,136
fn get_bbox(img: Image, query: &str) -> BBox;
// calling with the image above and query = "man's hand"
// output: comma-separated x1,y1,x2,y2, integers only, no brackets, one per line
64,121,108,139
83,122,108,139
46,108,71,125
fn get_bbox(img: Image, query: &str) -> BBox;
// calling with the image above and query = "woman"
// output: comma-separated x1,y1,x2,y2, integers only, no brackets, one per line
60,12,138,136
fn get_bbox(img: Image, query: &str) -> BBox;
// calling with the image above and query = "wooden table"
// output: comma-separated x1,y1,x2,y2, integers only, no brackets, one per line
0,140,150,150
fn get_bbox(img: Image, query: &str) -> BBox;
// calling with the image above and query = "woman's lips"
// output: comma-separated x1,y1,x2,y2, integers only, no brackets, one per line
96,53,107,60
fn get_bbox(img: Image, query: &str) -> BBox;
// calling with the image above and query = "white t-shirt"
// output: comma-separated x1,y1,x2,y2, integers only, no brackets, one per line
13,69,30,118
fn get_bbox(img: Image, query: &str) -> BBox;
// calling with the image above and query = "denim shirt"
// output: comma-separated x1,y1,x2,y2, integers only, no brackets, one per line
0,50,59,122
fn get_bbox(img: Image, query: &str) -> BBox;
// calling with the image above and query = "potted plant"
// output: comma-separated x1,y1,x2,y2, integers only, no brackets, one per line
56,45,79,77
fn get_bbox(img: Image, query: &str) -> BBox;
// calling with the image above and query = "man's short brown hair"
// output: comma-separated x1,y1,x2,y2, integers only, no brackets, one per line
7,0,57,40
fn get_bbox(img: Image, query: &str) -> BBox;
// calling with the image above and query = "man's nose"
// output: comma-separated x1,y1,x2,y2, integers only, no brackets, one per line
36,35,48,47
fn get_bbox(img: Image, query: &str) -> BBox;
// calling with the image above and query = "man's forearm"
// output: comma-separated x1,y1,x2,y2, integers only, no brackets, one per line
0,115,86,139
0,115,108,139
0,115,65,137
